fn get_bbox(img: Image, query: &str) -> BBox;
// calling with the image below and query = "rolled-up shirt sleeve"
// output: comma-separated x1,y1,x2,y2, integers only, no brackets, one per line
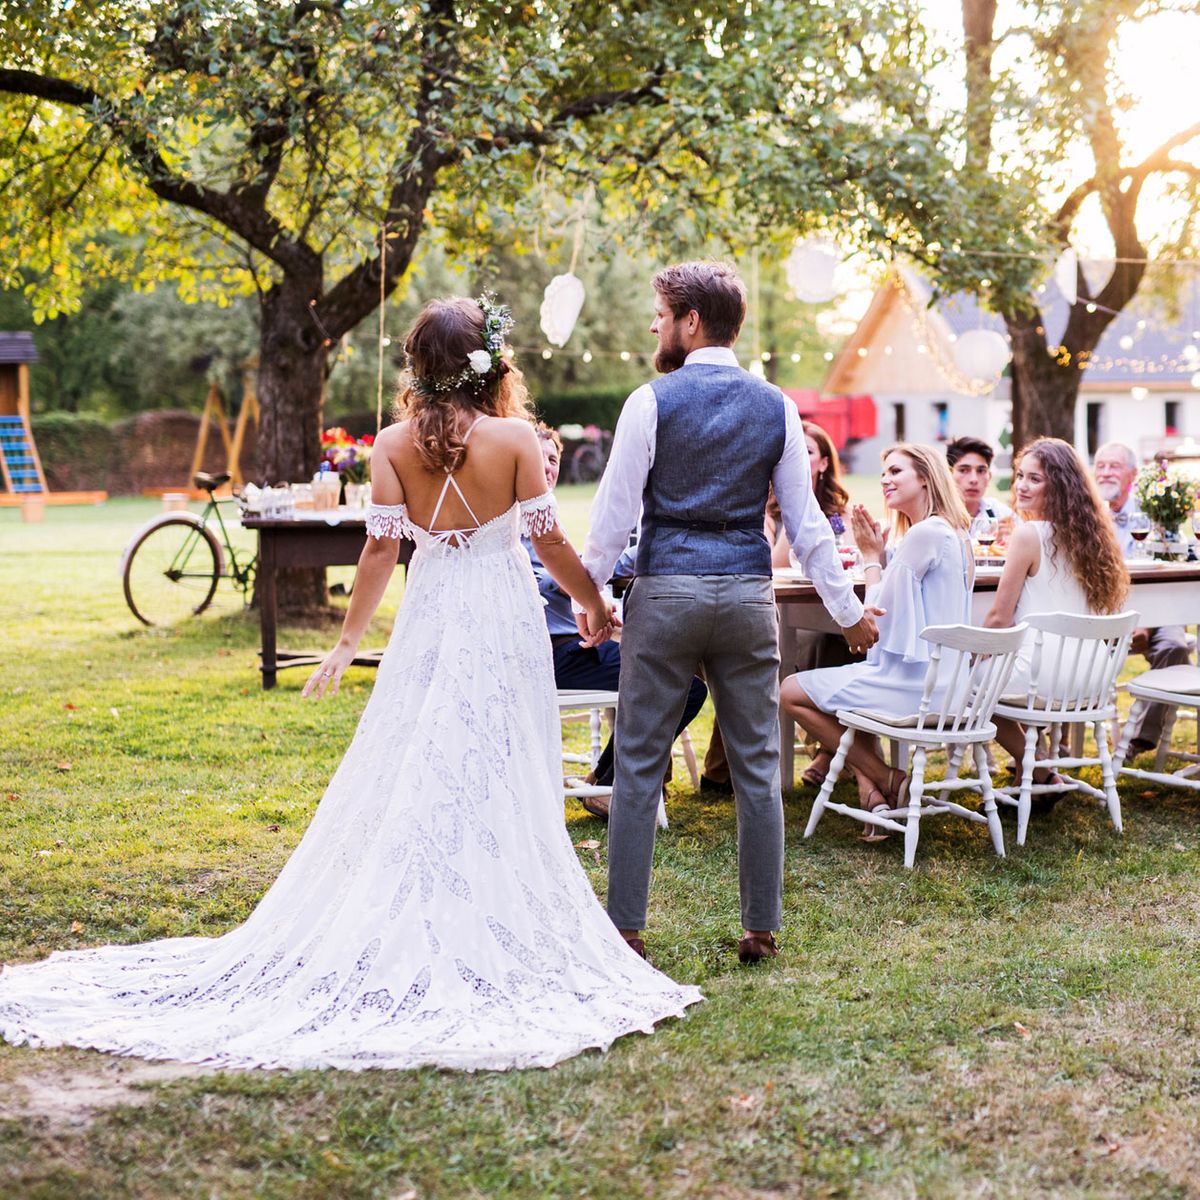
579,384,656,596
772,399,864,628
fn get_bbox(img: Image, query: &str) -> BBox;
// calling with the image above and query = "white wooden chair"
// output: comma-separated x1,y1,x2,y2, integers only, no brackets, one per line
804,622,1028,869
991,610,1137,845
1112,663,1200,794
556,689,667,828
674,728,700,789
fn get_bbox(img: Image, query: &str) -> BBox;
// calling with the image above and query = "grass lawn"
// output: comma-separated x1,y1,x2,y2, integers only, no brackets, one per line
2,491,1200,1199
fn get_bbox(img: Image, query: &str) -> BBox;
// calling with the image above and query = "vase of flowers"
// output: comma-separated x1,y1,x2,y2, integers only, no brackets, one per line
1135,459,1197,559
320,427,375,506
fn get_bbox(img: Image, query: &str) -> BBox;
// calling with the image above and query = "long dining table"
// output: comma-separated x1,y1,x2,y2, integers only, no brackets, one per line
773,560,1200,789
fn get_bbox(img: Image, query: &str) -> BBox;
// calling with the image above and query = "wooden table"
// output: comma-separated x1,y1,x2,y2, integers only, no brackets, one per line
241,511,413,689
774,561,1200,788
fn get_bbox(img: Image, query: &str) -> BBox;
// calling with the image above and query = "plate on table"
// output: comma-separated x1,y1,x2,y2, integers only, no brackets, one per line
772,568,808,582
1126,557,1165,571
974,557,1006,570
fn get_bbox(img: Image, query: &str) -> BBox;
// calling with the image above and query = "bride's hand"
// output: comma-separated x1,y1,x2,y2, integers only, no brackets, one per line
302,642,356,699
576,601,618,648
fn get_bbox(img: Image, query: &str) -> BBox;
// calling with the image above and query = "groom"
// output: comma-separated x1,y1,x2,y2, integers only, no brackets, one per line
579,261,880,963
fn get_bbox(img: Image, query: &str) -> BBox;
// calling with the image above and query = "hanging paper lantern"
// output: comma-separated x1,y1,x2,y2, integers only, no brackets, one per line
539,273,585,347
952,329,1010,382
785,237,839,303
1053,247,1078,306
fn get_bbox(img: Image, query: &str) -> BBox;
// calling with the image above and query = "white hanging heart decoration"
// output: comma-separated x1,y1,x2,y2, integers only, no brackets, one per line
540,274,586,347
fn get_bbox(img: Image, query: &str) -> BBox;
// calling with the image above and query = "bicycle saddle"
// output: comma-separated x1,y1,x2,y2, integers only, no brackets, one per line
193,471,231,492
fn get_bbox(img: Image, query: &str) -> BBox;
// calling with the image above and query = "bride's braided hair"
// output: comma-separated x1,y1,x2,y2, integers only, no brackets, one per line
395,297,533,472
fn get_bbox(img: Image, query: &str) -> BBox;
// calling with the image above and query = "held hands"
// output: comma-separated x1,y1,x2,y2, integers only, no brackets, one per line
574,601,621,648
842,606,885,655
850,504,885,561
302,640,357,699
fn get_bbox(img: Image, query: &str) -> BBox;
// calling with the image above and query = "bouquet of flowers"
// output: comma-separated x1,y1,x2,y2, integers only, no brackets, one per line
1134,459,1197,534
320,427,374,484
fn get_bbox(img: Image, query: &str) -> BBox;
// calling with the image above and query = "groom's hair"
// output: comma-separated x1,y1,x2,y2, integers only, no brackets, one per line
652,261,746,345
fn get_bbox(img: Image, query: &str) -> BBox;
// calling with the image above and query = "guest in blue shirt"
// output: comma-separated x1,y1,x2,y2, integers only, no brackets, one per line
527,425,707,817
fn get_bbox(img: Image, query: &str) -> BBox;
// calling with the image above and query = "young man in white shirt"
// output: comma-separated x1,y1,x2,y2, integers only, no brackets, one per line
945,436,1013,539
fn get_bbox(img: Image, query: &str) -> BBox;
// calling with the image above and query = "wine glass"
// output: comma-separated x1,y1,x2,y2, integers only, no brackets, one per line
974,516,998,561
1128,512,1152,560
1191,509,1200,539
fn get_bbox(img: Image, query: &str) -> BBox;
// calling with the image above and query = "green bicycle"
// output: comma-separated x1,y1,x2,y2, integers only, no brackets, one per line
121,472,256,625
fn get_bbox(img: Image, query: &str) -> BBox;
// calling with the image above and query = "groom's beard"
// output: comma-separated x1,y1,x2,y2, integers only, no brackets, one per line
654,333,687,374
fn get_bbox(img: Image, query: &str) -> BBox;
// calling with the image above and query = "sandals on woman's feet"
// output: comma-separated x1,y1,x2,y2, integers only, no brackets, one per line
801,751,832,788
859,788,891,842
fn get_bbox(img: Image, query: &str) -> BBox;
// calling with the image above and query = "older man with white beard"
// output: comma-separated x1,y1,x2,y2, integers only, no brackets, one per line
1093,441,1194,754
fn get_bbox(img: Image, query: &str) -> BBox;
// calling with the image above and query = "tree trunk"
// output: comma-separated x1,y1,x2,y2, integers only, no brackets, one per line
1005,310,1082,451
256,272,330,616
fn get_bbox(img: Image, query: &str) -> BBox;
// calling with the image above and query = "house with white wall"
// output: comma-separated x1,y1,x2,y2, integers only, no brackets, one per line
824,267,1200,472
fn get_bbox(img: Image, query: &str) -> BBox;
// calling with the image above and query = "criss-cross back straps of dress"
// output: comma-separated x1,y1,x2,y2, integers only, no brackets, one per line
425,414,488,543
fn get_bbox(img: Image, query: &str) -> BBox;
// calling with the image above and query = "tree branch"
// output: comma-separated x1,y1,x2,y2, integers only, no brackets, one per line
0,67,318,278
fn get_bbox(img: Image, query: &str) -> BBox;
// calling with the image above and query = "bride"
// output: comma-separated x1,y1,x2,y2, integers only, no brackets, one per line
0,296,701,1071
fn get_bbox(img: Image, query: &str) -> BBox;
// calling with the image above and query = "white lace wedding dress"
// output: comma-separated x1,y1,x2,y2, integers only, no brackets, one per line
0,463,701,1070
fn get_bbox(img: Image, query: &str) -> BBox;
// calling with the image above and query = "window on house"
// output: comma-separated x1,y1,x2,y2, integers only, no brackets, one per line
1165,400,1180,436
1086,402,1103,458
932,401,949,441
894,403,906,442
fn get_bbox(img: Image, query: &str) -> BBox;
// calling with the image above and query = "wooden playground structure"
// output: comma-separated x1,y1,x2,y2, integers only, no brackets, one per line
0,332,106,511
143,359,260,499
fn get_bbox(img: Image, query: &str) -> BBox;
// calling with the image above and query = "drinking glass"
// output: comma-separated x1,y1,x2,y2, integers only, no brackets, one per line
1128,512,1151,559
974,516,999,560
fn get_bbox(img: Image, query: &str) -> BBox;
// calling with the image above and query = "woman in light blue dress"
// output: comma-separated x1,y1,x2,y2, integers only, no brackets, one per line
780,444,973,836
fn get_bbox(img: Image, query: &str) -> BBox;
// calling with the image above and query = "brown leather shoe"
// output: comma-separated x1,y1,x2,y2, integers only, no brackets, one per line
737,932,779,965
623,936,647,959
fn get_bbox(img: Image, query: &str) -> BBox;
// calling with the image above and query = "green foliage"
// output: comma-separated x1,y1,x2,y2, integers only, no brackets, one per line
0,2,987,327
532,388,630,431
29,411,118,489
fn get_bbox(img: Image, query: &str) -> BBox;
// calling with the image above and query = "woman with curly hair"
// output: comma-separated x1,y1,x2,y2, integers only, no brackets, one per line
983,437,1130,795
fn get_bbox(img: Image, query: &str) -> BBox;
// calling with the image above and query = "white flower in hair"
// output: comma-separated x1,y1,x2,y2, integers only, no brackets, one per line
468,349,493,375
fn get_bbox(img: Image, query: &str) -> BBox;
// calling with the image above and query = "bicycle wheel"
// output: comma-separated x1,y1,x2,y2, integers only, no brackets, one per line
569,443,607,484
123,517,222,626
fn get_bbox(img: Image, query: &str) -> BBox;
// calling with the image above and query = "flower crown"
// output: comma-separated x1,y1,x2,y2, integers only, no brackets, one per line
409,293,514,398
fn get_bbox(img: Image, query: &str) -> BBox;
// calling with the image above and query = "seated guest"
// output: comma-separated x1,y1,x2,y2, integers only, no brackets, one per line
528,425,707,817
983,438,1129,800
1093,441,1193,755
772,420,863,786
770,420,851,566
780,444,973,838
946,435,1014,539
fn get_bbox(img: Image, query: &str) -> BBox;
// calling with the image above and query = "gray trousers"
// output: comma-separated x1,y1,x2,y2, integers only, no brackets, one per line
1132,626,1194,744
606,574,783,933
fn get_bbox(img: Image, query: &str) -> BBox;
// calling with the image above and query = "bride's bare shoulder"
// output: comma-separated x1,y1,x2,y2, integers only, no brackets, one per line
483,417,540,446
375,420,411,447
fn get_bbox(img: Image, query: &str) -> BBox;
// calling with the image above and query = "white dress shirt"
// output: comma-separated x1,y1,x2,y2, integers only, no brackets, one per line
1108,491,1140,557
580,346,864,629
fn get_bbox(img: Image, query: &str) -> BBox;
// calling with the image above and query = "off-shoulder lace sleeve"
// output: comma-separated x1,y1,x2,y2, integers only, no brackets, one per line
519,492,558,537
365,502,408,540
